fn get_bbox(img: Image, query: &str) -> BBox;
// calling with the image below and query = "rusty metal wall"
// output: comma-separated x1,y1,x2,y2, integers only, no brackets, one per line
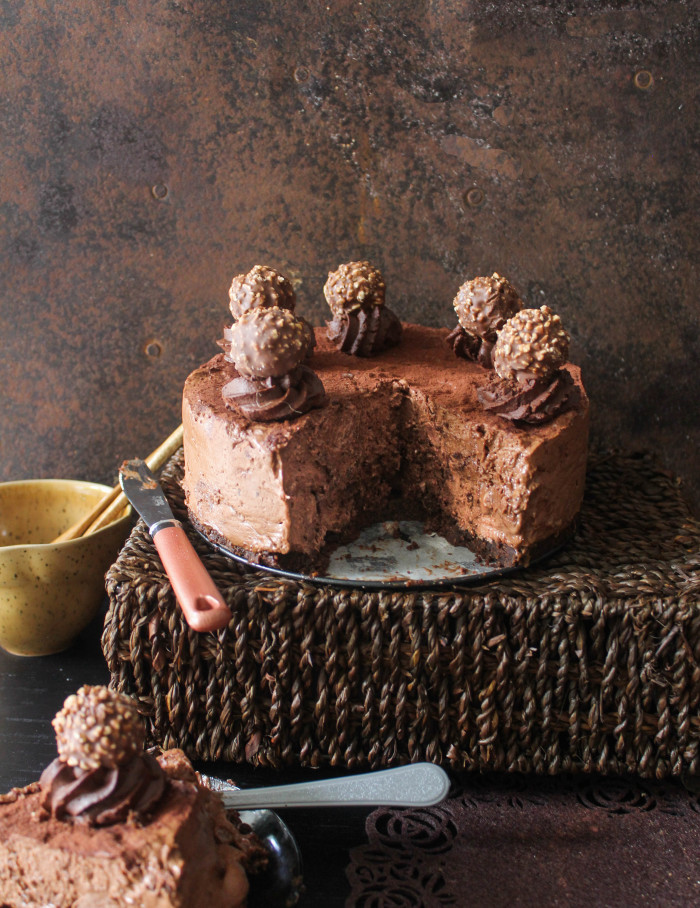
1,1,698,512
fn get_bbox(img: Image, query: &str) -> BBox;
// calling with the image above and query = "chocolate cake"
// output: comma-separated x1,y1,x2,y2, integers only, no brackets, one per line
0,686,266,908
182,266,589,571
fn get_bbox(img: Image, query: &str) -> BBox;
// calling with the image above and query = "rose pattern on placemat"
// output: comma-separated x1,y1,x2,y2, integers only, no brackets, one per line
346,773,700,907
452,770,557,809
372,807,459,854
348,807,459,907
348,846,458,908
575,776,656,813
573,775,700,817
347,840,457,908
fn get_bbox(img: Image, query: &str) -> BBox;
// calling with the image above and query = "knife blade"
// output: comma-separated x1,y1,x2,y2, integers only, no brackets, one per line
119,459,232,633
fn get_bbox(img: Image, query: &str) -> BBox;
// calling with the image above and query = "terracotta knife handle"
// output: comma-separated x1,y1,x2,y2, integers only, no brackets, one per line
152,525,232,632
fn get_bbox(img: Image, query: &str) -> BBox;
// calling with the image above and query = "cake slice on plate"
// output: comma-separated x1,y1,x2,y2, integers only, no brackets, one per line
0,685,267,908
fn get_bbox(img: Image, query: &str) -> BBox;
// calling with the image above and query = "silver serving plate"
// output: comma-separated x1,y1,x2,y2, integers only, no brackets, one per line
199,519,544,590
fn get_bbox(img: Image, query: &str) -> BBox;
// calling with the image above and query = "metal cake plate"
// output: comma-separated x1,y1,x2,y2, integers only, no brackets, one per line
196,519,553,591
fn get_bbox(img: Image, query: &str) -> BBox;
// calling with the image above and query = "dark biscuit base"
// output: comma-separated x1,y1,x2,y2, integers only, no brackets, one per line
189,508,578,579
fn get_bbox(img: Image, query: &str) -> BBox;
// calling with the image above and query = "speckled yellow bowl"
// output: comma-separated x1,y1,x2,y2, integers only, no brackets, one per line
0,479,132,656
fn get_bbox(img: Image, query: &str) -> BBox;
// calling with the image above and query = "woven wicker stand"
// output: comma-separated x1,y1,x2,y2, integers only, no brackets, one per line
103,451,700,778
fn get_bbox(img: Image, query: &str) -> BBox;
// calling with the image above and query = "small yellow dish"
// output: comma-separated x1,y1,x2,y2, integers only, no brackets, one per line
0,479,132,656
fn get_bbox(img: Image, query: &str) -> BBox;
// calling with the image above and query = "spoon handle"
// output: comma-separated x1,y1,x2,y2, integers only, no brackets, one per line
216,763,450,809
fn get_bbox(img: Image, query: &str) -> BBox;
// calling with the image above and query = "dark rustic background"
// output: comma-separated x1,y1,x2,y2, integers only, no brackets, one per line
1,1,698,512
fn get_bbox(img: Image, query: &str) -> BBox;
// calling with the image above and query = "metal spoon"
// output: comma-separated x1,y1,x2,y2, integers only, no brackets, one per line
207,762,451,809
238,808,304,908
202,764,451,907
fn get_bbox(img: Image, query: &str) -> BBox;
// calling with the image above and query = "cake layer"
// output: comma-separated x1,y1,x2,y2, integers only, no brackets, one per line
182,324,589,568
0,750,260,908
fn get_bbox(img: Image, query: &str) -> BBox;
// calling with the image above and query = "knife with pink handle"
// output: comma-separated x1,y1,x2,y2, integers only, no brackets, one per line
119,459,232,632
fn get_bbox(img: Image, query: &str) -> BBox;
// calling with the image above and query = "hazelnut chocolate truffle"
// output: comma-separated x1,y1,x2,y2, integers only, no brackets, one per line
324,261,402,356
41,685,167,827
229,307,310,379
324,261,386,316
492,305,570,385
228,264,296,320
224,307,327,421
453,272,523,342
53,684,145,772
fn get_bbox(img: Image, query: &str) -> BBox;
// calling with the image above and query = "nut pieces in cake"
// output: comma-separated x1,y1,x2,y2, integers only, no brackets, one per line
324,261,402,356
0,687,268,906
228,264,296,320
52,684,145,772
183,257,589,572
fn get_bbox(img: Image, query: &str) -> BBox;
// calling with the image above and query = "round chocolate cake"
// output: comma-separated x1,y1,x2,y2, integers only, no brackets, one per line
182,267,589,572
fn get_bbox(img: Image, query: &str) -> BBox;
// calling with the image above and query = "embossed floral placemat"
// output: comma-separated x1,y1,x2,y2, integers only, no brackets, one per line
346,773,700,907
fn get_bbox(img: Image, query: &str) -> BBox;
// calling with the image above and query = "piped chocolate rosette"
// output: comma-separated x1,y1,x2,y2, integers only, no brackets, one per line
222,306,327,422
478,305,575,424
448,272,523,368
324,260,402,356
39,685,166,826
221,264,315,357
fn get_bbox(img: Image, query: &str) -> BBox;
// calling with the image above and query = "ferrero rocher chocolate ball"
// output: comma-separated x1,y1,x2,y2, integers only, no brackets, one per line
229,307,308,379
492,306,570,385
453,273,523,341
228,264,296,320
52,685,145,772
324,261,385,316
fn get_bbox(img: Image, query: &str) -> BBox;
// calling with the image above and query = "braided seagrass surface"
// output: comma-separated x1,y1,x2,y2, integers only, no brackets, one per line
103,450,700,778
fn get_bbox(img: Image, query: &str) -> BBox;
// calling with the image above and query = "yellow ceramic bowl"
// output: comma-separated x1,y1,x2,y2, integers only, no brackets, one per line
0,479,132,656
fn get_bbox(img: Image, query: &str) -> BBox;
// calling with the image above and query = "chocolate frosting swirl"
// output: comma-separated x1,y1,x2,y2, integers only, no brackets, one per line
478,369,577,424
445,325,495,368
39,752,166,826
326,305,402,357
222,364,327,422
